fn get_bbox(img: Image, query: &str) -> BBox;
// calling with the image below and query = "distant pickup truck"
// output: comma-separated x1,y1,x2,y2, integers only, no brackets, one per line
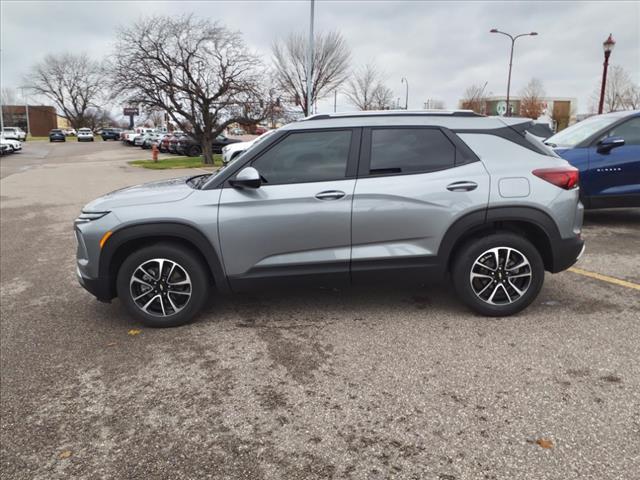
2,127,27,142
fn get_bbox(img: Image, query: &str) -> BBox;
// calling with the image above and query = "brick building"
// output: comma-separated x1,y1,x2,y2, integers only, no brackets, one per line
1,105,58,136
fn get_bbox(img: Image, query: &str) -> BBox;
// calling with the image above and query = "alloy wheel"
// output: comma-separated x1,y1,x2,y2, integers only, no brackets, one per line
129,258,192,317
469,247,532,305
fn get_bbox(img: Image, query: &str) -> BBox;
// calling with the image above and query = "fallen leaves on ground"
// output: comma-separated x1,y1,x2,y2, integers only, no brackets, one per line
59,450,72,459
127,329,142,336
536,438,554,449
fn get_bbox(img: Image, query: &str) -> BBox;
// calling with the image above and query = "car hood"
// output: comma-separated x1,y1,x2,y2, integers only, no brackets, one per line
83,177,195,211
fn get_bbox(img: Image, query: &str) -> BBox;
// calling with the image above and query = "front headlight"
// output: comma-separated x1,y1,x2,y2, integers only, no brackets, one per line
76,211,110,223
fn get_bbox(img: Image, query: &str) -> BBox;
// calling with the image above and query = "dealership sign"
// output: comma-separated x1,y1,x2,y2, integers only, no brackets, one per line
123,107,139,116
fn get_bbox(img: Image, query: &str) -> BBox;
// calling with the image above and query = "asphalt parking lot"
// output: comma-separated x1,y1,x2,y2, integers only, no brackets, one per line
1,141,639,480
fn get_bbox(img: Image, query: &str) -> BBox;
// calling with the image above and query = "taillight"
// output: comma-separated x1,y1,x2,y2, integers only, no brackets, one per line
532,167,579,190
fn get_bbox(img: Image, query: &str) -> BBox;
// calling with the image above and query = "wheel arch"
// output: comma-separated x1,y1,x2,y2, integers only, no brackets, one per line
440,207,562,273
99,222,229,299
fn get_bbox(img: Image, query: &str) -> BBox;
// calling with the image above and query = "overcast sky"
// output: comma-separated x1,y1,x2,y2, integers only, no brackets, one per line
2,0,639,114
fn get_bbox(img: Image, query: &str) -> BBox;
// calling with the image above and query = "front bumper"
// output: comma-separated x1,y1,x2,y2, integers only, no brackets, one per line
77,267,112,302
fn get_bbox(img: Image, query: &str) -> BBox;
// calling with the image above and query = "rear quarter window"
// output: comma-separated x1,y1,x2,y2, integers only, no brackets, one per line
457,133,553,162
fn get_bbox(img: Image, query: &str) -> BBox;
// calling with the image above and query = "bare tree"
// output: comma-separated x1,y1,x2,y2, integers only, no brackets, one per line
110,15,269,164
591,65,639,113
272,31,351,116
345,63,394,110
519,78,546,119
371,85,394,110
83,108,116,131
460,83,488,114
25,53,103,130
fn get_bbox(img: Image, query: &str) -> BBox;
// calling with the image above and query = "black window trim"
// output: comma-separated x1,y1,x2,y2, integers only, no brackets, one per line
357,125,479,179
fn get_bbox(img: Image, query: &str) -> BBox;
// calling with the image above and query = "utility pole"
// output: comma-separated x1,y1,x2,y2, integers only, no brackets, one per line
20,87,30,136
401,77,409,110
334,89,337,112
306,0,315,116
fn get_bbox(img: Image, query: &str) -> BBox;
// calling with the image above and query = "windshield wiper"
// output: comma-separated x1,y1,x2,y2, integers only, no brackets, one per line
188,174,211,189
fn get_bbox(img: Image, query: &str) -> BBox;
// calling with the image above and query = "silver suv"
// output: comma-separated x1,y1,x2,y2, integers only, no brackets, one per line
75,111,584,327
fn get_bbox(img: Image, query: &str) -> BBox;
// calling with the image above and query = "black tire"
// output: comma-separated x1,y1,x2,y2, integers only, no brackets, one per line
187,145,202,157
451,232,544,317
116,243,210,327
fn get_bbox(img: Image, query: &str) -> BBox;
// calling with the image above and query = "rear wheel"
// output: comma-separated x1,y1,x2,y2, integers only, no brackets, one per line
116,243,210,327
452,233,544,316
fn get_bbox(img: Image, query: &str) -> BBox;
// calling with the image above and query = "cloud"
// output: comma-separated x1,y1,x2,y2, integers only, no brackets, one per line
2,0,638,114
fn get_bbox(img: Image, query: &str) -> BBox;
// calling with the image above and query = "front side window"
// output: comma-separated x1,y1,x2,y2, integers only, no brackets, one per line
252,130,352,184
369,128,455,175
608,117,640,146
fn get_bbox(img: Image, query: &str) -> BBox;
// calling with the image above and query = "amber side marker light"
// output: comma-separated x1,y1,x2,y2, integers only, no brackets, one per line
100,231,113,249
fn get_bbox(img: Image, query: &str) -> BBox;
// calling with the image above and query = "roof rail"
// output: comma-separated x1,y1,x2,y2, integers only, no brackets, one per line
302,110,483,121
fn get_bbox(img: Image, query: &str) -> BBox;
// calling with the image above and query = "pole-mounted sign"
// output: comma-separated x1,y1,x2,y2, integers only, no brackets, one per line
123,107,139,129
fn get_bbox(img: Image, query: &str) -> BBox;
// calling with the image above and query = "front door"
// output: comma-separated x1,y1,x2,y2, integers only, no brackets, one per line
587,116,640,204
218,128,359,289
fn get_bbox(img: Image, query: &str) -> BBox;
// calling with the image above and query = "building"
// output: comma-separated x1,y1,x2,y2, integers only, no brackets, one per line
1,105,58,136
458,96,578,132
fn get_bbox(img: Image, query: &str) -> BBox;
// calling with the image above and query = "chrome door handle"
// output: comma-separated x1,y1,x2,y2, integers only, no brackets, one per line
447,181,478,192
315,190,346,200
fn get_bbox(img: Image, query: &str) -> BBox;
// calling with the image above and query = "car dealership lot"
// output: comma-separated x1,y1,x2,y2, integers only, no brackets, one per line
1,142,639,479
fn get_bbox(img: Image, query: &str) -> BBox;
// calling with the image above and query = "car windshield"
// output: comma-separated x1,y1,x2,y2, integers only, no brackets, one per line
545,115,620,148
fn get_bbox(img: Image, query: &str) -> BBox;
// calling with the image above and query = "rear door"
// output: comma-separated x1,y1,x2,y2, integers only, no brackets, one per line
587,116,640,200
351,126,490,281
218,128,360,289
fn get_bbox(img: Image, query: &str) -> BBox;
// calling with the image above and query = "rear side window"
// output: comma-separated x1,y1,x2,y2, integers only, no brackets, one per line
369,128,455,175
253,130,352,184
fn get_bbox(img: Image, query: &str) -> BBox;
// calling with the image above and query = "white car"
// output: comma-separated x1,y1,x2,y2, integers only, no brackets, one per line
2,127,27,141
0,136,22,152
222,129,277,165
77,128,95,142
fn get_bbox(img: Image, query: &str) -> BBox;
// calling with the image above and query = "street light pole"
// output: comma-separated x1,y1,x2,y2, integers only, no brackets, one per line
598,34,616,114
20,87,31,136
401,77,409,110
490,28,538,117
306,0,315,116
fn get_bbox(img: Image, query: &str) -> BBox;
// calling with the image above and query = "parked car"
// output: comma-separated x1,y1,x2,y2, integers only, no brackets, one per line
0,136,22,152
545,110,640,209
230,127,245,135
142,132,167,149
75,110,584,327
254,126,268,135
222,129,278,165
2,127,27,141
159,133,175,152
0,143,11,155
77,128,95,142
169,133,187,154
101,128,123,141
63,128,77,137
49,129,66,142
178,134,242,157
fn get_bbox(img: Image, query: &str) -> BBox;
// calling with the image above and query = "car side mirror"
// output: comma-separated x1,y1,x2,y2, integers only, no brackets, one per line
597,136,625,154
229,166,261,189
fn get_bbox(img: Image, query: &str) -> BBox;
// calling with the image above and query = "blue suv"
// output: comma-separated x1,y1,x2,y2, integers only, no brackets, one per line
545,110,640,209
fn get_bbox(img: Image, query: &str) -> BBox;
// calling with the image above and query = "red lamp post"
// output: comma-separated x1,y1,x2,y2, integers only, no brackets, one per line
598,34,616,114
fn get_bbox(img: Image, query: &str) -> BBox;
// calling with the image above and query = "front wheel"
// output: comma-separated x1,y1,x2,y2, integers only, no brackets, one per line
116,243,210,327
452,233,544,316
